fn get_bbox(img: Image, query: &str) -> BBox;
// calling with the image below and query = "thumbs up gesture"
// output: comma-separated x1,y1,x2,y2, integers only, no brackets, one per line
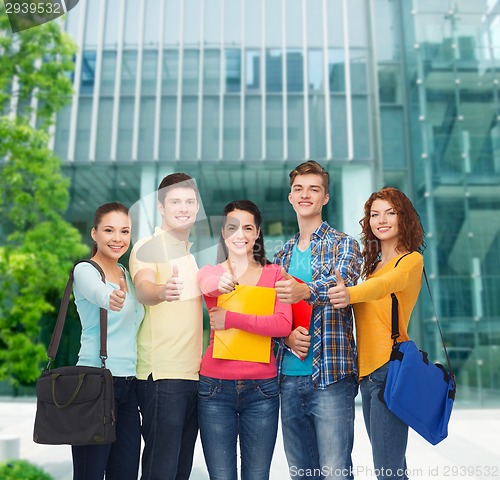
218,261,238,294
163,264,184,302
109,276,127,311
327,269,350,308
275,268,311,304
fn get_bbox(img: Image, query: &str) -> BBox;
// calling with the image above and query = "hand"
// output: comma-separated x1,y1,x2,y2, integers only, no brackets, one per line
209,306,227,331
275,268,311,304
284,326,311,358
218,262,238,294
163,264,184,302
109,276,127,311
327,269,350,308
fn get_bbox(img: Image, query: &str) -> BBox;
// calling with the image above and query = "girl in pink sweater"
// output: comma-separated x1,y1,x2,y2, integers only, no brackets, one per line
197,200,292,480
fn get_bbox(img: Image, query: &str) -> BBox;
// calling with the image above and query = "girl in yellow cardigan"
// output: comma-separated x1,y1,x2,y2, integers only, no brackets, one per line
328,187,425,480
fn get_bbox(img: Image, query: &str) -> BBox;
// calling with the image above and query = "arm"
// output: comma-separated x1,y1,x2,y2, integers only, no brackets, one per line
133,267,183,306
272,273,315,355
223,297,292,337
274,241,312,304
348,253,423,304
133,268,167,306
210,267,292,336
307,235,362,306
197,264,238,298
129,242,163,305
73,263,113,309
329,252,423,307
197,270,222,298
274,270,312,304
130,241,183,306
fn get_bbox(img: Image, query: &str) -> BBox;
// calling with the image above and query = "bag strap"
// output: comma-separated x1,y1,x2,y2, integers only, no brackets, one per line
46,259,109,370
390,253,455,378
421,268,455,378
389,253,412,342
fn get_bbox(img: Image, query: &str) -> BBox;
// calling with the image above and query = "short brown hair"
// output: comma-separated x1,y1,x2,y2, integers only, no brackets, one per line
289,160,330,192
157,173,199,204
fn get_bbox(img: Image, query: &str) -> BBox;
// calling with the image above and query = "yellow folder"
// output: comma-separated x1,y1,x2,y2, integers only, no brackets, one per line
213,285,276,363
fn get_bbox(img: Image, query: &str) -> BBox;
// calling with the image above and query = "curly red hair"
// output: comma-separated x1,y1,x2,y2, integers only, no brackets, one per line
360,187,425,278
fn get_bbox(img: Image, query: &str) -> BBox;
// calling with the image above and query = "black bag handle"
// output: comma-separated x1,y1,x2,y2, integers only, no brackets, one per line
51,373,87,408
390,254,455,379
46,259,108,370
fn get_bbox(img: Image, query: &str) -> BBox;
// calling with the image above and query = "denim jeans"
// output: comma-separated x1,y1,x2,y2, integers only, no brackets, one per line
198,375,280,480
280,374,358,479
137,376,199,480
72,376,141,480
360,363,409,480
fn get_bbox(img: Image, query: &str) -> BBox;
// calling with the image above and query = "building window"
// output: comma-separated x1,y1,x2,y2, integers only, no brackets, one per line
162,50,179,95
225,49,242,93
266,49,283,93
328,49,345,93
80,50,96,94
246,50,261,91
287,50,304,93
182,50,200,94
308,49,323,92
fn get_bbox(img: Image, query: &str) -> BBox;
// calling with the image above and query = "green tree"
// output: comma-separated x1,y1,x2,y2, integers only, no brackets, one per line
0,7,88,387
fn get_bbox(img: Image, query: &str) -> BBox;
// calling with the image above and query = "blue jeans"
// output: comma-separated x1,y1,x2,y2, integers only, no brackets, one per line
360,363,409,480
198,375,280,480
280,374,358,479
72,376,141,480
137,376,199,480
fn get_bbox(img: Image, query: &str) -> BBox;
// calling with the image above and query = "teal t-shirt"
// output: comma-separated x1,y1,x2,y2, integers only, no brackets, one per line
281,243,314,376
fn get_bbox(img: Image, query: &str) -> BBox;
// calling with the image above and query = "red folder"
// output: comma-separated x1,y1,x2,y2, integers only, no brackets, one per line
291,277,313,331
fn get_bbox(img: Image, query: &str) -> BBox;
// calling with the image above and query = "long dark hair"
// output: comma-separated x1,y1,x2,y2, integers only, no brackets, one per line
360,187,425,278
216,200,268,266
91,202,130,257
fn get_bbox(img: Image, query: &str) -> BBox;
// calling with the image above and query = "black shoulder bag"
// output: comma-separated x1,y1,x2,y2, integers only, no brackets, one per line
380,254,456,445
33,260,116,446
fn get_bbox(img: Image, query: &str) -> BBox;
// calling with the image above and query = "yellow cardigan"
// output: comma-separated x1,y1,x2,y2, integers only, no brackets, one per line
347,252,423,379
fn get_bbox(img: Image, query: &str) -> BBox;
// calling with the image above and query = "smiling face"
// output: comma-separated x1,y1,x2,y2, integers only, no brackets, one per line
222,209,260,259
369,198,400,244
91,211,131,260
288,173,329,221
158,186,199,233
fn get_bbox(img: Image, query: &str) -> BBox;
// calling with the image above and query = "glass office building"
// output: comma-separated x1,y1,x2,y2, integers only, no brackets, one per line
49,0,499,405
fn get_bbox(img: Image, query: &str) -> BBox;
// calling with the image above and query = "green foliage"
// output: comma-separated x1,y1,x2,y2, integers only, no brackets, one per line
0,8,88,386
0,119,70,228
0,460,53,480
0,7,76,129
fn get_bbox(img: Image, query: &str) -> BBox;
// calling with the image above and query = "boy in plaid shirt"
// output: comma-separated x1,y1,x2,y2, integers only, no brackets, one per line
274,161,362,479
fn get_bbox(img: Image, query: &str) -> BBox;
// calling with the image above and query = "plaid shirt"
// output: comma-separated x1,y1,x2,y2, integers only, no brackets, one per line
274,221,362,389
